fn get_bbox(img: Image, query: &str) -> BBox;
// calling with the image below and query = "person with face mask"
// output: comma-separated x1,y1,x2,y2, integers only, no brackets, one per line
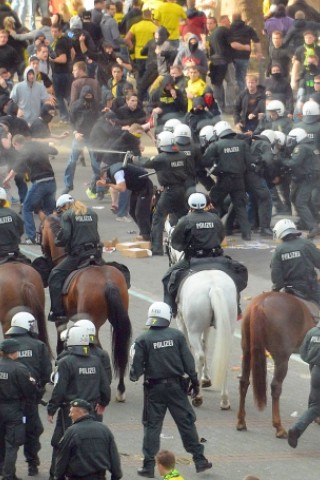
173,33,208,78
30,103,69,142
264,63,294,115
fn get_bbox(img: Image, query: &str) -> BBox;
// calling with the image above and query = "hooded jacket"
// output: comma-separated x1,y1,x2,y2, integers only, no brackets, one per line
154,27,177,76
173,34,208,76
70,85,100,138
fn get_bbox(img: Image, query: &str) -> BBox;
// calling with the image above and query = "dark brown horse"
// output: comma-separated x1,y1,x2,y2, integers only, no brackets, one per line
236,291,315,438
0,262,49,347
40,213,132,401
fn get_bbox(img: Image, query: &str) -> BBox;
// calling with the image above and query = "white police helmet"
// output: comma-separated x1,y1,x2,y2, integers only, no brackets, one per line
286,128,308,148
274,131,286,147
199,125,215,147
156,130,176,152
163,118,181,133
173,123,191,145
56,194,74,209
260,129,277,146
213,120,233,138
146,301,171,327
0,187,7,201
273,218,300,240
188,192,207,210
66,326,90,346
74,319,96,343
302,100,320,124
266,100,285,117
6,311,37,335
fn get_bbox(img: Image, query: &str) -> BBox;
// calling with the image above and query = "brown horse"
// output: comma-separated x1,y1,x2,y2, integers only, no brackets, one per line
236,291,315,438
40,213,132,402
0,262,49,347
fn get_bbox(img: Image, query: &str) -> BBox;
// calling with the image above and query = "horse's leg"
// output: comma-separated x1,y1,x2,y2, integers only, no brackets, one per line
116,377,126,403
201,328,212,389
271,359,289,438
236,348,251,431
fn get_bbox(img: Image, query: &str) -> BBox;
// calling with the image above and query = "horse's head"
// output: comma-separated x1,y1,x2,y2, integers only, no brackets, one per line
39,212,66,265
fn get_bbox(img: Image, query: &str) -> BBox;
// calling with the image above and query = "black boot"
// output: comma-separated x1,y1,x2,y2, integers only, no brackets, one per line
137,467,155,478
195,459,213,473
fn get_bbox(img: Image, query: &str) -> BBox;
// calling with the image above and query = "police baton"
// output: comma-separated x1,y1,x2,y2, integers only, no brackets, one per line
138,171,156,178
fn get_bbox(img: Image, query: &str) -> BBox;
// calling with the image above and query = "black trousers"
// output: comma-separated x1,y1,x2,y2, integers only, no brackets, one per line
23,401,43,465
0,404,24,479
129,179,153,239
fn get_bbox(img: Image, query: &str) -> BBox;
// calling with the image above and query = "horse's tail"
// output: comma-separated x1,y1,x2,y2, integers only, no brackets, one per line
250,301,267,410
105,283,132,378
209,284,236,390
21,282,51,354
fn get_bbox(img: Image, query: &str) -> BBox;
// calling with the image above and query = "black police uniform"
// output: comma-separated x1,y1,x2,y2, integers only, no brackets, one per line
7,332,52,473
130,326,210,474
0,205,29,264
55,414,122,480
202,134,252,239
47,347,110,478
137,151,189,255
282,138,320,234
271,236,320,304
107,162,153,240
288,325,320,447
48,207,103,319
173,140,197,195
162,209,224,313
0,345,36,480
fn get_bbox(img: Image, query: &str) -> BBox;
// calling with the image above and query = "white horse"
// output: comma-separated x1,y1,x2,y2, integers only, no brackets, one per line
165,220,238,409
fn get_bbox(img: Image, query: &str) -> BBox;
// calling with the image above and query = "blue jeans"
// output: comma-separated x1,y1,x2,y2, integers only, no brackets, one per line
23,179,56,241
11,0,36,30
117,190,131,217
64,138,100,191
233,58,249,92
52,73,71,121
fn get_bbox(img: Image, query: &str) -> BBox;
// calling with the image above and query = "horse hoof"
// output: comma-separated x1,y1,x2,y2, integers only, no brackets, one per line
116,393,126,403
201,379,212,388
220,403,231,411
236,424,247,432
192,396,203,407
276,429,287,439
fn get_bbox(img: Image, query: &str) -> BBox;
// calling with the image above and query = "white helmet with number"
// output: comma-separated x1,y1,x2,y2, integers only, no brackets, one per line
74,319,96,343
213,120,233,138
6,311,37,335
260,129,277,146
0,187,7,201
163,118,181,133
146,301,171,327
273,218,300,240
66,326,90,346
286,128,308,148
266,100,285,117
274,131,286,147
156,130,176,152
173,123,191,145
188,192,206,210
56,194,74,209
199,125,215,147
302,100,320,124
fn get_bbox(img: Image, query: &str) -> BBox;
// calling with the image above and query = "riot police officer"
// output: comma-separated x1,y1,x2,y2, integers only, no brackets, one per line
130,302,212,478
134,131,189,255
5,312,52,476
282,128,320,239
172,123,197,195
162,192,225,315
48,194,104,322
0,187,30,264
271,219,320,305
202,121,252,240
47,325,110,480
0,338,36,480
55,399,122,480
295,100,320,150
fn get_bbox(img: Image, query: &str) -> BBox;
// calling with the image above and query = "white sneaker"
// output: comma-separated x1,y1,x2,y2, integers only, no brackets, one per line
116,216,131,223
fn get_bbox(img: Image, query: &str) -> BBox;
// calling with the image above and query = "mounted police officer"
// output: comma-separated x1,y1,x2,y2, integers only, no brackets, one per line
55,399,122,480
48,194,104,322
282,128,320,239
0,338,37,480
130,302,212,478
5,311,52,476
47,325,110,480
271,218,320,305
134,131,189,255
0,187,30,264
201,120,252,240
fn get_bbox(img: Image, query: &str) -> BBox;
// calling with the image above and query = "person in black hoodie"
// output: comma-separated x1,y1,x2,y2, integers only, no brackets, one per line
265,63,293,114
283,10,320,55
62,86,100,194
1,99,30,137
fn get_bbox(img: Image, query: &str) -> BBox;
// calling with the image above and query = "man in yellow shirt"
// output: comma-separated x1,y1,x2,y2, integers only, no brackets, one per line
125,9,157,81
153,0,186,45
185,65,206,111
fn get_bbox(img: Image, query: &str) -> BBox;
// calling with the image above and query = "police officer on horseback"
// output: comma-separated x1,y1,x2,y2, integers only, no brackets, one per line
130,301,212,478
48,194,104,323
5,311,52,476
0,187,30,265
162,192,224,316
271,218,320,305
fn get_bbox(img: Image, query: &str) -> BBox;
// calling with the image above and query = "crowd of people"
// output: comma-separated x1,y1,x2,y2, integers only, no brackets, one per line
0,0,320,478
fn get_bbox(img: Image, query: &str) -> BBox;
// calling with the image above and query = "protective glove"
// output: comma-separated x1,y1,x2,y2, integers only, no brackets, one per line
188,381,200,399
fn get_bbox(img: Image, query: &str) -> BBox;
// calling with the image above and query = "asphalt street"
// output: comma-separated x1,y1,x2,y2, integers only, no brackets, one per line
3,127,320,480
